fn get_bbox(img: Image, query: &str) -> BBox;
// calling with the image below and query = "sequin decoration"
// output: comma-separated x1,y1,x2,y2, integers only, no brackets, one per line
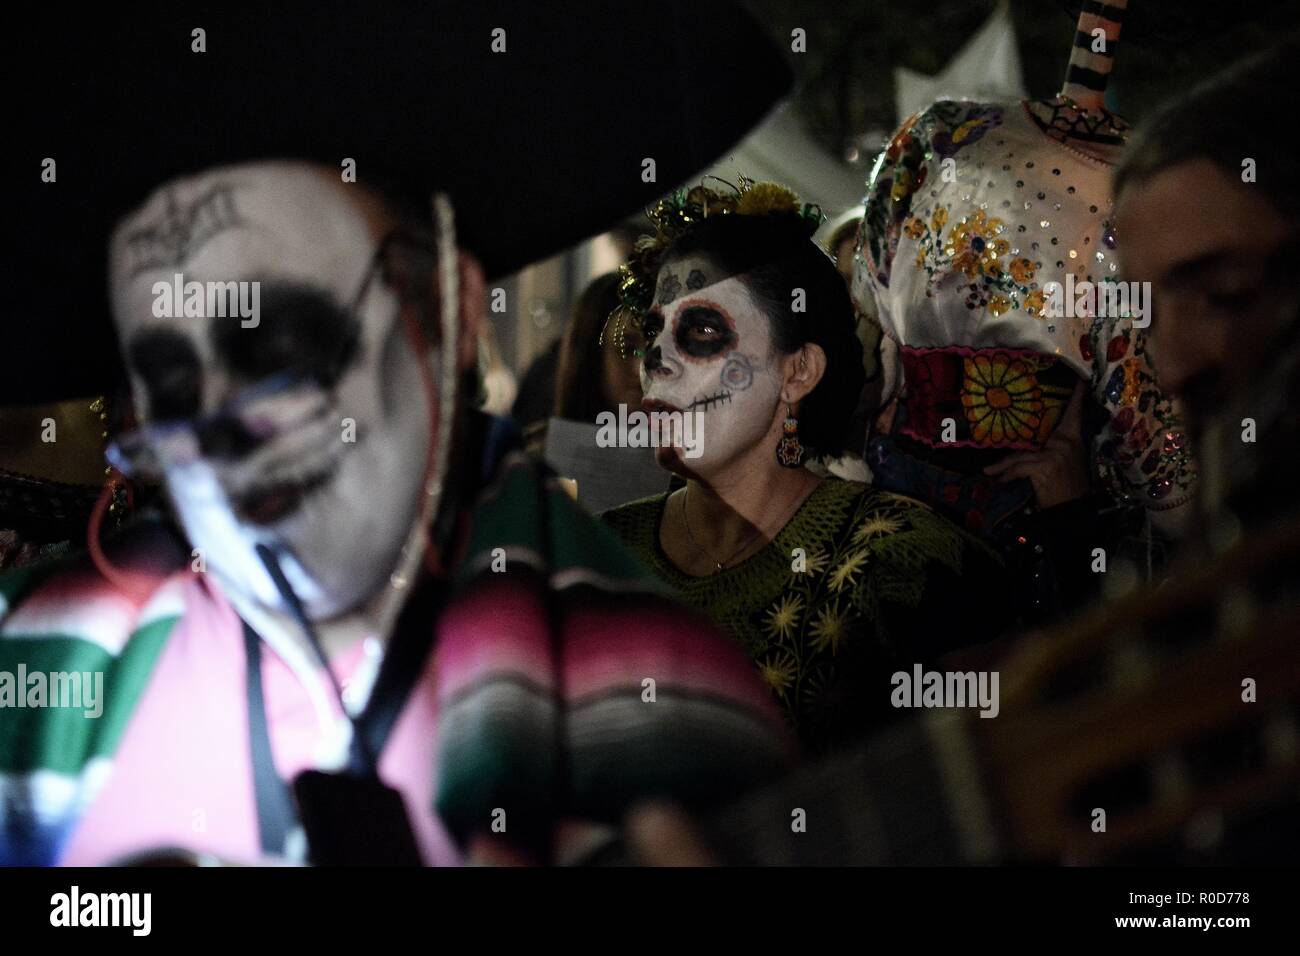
857,96,1197,516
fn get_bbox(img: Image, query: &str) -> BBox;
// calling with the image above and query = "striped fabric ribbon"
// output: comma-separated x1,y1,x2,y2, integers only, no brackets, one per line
1061,0,1129,109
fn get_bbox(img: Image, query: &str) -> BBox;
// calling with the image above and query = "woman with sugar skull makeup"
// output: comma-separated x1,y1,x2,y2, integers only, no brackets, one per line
603,181,1013,754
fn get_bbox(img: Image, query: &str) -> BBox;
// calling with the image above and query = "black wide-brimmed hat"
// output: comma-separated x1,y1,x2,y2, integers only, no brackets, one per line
4,1,791,404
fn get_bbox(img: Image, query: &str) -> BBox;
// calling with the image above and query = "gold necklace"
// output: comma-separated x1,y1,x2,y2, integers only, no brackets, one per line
679,485,767,574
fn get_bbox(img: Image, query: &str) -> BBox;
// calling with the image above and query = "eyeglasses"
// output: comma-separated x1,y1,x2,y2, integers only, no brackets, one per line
107,227,442,481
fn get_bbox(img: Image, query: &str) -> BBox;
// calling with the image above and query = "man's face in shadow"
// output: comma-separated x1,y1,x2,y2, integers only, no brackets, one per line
1116,158,1298,430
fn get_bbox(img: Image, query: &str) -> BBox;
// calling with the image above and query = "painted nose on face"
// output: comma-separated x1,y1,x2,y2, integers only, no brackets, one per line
642,343,665,375
642,344,684,382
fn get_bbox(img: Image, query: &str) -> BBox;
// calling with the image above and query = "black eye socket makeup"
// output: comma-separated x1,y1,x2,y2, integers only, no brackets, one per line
212,281,360,389
128,329,203,421
640,309,665,343
673,304,737,360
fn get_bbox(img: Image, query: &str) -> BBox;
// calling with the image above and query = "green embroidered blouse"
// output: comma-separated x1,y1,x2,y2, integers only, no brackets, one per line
603,479,1008,753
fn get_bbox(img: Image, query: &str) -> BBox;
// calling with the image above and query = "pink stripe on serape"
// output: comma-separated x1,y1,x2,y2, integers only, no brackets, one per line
432,575,557,700
562,594,787,728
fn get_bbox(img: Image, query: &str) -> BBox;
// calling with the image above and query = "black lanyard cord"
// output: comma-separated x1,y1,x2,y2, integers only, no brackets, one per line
254,543,381,775
242,621,298,856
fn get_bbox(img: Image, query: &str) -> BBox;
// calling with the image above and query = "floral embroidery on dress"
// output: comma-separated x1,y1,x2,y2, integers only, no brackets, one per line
960,354,1045,444
898,347,1075,450
858,95,1198,517
1086,319,1196,505
902,205,1047,320
929,104,1004,158
602,480,1003,753
863,101,1005,290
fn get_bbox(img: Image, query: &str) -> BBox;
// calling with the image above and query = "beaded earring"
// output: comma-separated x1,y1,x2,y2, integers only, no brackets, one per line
776,404,805,467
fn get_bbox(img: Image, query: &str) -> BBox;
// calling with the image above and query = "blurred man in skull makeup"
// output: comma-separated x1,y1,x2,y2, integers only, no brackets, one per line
0,3,798,866
110,165,446,624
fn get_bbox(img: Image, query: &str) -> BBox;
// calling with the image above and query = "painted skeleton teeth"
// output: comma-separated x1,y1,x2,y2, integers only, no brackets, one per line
687,390,733,412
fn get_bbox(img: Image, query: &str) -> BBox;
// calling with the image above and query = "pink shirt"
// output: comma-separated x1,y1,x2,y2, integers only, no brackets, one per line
63,574,462,866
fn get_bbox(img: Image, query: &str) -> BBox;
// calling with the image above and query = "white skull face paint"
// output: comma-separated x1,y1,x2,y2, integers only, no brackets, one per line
641,254,783,474
108,161,433,619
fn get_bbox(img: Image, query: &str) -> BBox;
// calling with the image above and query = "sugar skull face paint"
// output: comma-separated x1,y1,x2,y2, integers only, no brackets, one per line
108,161,434,619
641,255,783,473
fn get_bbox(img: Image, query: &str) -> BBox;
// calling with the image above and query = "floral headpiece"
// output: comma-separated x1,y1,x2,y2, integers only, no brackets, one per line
603,176,822,358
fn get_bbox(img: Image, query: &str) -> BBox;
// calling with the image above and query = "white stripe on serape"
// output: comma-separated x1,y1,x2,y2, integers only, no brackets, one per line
1,576,186,656
550,567,666,597
459,545,546,578
0,758,114,832
458,548,668,598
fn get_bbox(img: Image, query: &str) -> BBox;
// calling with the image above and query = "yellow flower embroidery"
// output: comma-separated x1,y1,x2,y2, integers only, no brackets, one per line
853,512,906,545
800,546,830,577
1023,288,1046,317
809,603,849,656
989,295,1012,317
759,650,798,698
960,354,1044,444
1121,358,1142,405
764,592,804,642
827,549,869,593
891,169,913,202
1010,257,1036,284
930,206,948,232
904,216,925,239
944,209,1010,281
951,117,991,145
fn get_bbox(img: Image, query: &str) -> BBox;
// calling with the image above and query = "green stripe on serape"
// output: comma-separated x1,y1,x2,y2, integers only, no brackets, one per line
434,678,560,846
458,459,545,581
0,615,177,775
541,475,667,588
458,456,665,592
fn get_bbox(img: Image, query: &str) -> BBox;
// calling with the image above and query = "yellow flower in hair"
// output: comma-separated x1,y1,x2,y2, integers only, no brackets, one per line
736,182,800,217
